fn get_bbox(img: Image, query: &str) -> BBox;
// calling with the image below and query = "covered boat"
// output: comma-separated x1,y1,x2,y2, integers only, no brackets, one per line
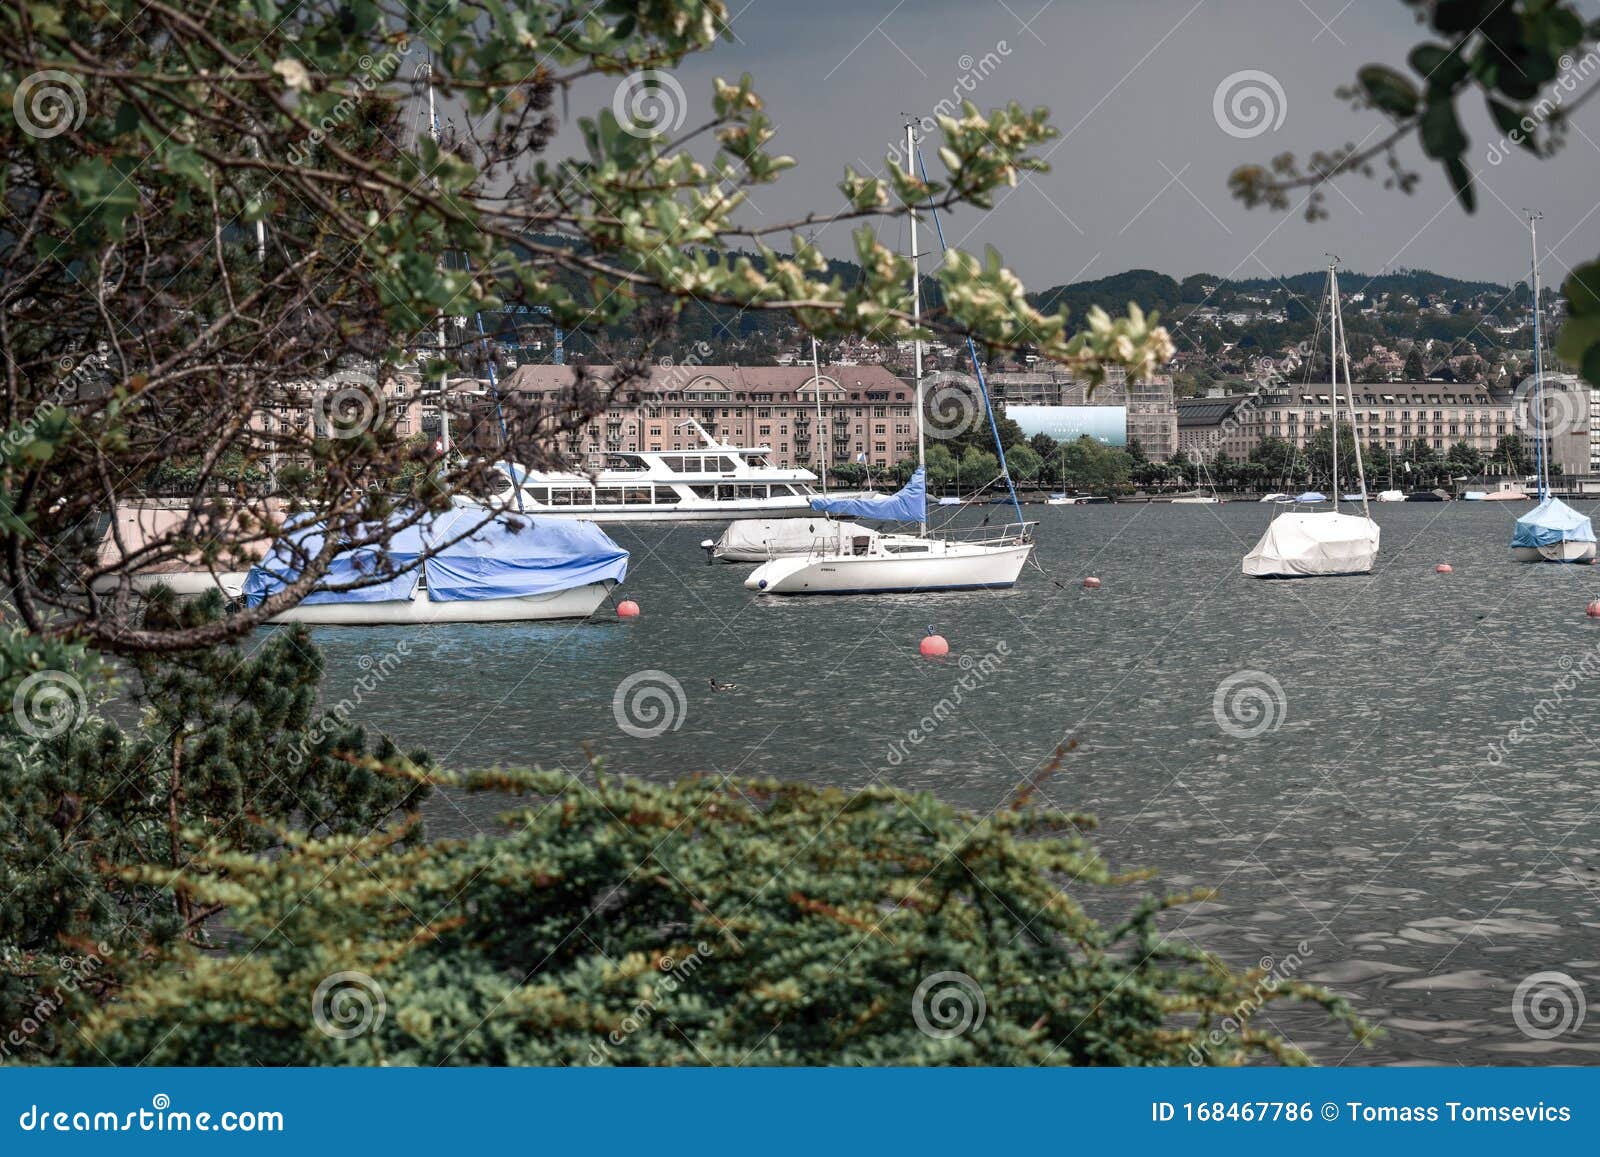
1511,497,1597,563
241,508,628,623
1294,491,1327,504
1243,511,1380,578
704,517,876,563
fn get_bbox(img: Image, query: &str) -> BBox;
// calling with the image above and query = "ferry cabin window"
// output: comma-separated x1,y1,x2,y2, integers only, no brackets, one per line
549,487,586,506
595,487,625,505
689,484,717,499
652,485,678,503
623,487,652,504
717,456,740,471
522,486,550,505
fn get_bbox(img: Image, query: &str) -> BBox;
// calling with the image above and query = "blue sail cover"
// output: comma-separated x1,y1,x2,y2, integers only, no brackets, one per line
1511,497,1597,549
810,468,926,522
1295,492,1327,504
242,508,628,607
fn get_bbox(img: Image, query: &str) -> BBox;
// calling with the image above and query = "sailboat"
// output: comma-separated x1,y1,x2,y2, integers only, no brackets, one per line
744,124,1036,596
1243,260,1380,578
1510,212,1596,563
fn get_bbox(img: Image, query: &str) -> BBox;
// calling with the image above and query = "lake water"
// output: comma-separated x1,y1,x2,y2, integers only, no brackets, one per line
303,501,1600,1066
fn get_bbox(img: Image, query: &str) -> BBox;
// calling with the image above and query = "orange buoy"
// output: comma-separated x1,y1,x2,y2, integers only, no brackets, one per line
1588,599,1600,619
919,631,949,658
1435,563,1453,574
1082,576,1102,589
617,600,641,618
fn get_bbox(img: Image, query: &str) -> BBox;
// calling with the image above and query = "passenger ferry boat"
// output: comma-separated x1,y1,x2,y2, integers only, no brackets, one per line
474,422,828,523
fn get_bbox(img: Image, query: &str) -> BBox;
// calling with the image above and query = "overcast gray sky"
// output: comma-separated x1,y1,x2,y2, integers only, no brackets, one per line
566,0,1600,294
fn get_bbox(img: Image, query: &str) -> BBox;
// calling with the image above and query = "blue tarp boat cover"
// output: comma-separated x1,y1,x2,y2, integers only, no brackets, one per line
1511,497,1597,549
1294,492,1327,503
242,508,629,607
810,467,926,522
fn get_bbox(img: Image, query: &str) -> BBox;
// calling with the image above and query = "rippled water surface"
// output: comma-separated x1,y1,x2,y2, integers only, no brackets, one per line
302,501,1600,1065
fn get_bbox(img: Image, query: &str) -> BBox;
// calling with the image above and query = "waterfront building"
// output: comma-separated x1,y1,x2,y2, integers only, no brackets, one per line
1171,377,1593,473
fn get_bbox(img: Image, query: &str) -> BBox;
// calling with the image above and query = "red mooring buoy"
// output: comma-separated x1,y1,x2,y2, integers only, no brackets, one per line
920,633,949,658
1587,599,1600,619
1435,563,1453,574
617,600,641,619
1082,576,1102,589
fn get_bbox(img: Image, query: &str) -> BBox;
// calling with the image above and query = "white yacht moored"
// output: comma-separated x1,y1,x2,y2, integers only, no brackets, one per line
746,123,1036,598
1508,212,1596,564
745,519,1034,595
1245,260,1380,579
473,421,826,523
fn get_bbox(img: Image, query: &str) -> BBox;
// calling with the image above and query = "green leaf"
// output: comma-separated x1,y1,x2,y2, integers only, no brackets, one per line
1420,98,1467,160
1358,65,1419,117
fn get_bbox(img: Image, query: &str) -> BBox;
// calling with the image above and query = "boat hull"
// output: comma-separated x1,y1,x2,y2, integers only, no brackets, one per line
265,580,616,624
1511,541,1598,563
745,541,1033,595
92,571,251,600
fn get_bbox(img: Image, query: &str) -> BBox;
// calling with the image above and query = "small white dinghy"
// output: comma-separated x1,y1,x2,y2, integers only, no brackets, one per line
242,507,629,624
704,517,876,563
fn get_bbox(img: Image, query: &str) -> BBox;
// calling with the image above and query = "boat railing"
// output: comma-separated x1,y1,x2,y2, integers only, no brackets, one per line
938,521,1036,546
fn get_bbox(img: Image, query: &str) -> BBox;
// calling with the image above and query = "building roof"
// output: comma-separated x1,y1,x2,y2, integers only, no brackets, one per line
1175,396,1249,426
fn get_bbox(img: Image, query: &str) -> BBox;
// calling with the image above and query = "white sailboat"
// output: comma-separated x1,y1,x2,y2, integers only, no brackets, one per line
1244,260,1380,578
745,123,1035,596
1510,212,1596,563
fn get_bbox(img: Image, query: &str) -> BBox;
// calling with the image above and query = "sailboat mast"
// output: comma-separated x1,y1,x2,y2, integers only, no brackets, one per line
426,58,450,457
1334,270,1371,517
1529,212,1548,500
812,335,827,494
906,120,926,536
1328,261,1340,509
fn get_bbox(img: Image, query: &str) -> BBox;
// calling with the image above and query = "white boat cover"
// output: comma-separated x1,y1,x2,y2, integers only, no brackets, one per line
1243,511,1380,578
715,518,873,561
